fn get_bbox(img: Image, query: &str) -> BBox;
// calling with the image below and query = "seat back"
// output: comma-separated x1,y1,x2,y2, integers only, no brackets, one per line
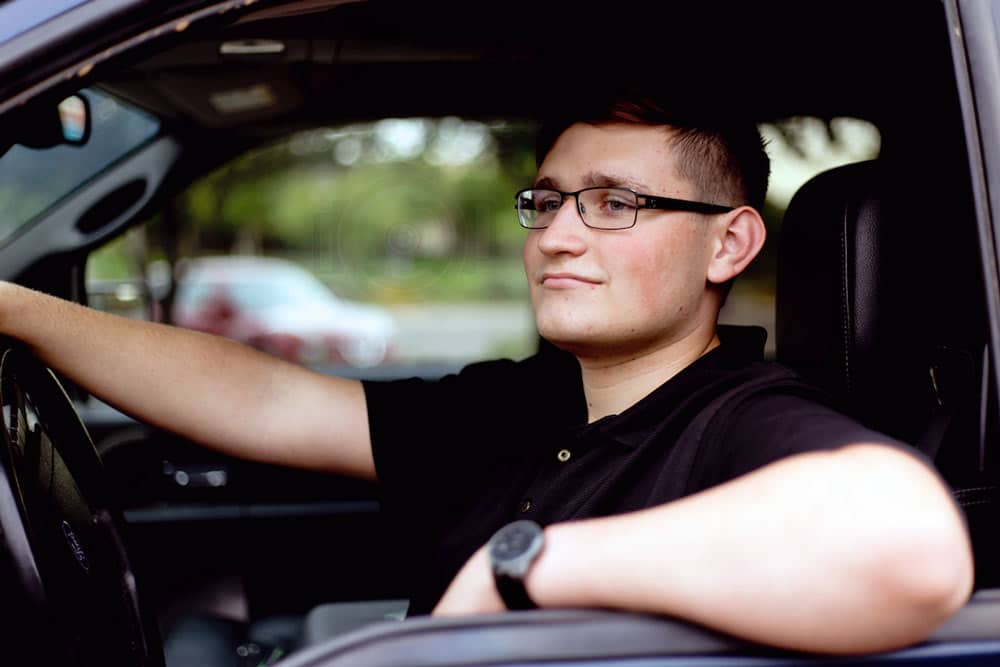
774,160,998,586
776,161,983,449
776,161,898,432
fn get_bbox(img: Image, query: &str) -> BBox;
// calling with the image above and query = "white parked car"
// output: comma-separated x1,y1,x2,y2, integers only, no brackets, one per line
172,256,397,368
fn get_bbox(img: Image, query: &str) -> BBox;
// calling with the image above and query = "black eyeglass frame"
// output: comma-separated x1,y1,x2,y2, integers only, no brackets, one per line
514,186,736,230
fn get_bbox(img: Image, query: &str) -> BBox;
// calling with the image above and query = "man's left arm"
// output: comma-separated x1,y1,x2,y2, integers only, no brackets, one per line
433,443,973,655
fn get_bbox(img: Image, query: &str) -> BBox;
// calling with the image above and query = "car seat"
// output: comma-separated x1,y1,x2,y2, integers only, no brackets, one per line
775,159,999,588
162,599,408,666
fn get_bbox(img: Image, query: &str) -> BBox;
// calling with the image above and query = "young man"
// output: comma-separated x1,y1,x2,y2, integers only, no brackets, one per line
0,95,972,655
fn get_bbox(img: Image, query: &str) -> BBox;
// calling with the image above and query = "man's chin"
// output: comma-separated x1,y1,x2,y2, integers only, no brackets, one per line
538,321,672,361
537,327,613,358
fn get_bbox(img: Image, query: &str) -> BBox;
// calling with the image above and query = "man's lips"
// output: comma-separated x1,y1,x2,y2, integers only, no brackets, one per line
541,272,602,288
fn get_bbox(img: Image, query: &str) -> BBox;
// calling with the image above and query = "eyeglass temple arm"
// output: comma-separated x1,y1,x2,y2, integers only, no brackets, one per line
640,195,734,215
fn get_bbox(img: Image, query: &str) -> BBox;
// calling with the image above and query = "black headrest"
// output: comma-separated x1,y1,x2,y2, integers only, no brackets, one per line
775,161,927,442
775,159,986,447
776,160,883,402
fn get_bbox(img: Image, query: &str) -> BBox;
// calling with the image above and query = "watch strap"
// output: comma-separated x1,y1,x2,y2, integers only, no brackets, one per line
494,572,538,610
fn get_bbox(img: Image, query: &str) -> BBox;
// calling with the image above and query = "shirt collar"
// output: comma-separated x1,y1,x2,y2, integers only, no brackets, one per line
568,325,769,448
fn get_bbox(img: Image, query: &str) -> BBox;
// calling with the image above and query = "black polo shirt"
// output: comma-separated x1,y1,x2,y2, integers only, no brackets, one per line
362,325,913,615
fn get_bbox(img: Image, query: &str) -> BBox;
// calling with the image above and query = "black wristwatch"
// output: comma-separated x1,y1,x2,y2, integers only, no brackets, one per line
487,519,544,610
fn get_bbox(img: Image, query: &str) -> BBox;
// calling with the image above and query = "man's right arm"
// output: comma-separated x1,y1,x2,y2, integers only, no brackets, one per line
0,282,376,480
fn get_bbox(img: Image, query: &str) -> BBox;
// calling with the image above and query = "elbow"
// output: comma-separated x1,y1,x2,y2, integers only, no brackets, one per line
890,518,973,620
869,499,974,638
828,517,973,654
834,445,974,647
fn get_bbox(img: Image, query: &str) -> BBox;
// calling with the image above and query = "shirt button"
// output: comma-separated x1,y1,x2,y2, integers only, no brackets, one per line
557,449,571,462
519,499,532,513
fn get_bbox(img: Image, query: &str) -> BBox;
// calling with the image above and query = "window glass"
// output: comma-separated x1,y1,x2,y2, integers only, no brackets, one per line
0,87,160,247
721,116,881,356
87,116,880,372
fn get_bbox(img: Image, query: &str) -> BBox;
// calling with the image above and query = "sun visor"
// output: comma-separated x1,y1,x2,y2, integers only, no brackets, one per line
153,68,304,128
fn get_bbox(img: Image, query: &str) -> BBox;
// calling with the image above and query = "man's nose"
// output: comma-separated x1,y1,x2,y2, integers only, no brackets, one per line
535,196,588,255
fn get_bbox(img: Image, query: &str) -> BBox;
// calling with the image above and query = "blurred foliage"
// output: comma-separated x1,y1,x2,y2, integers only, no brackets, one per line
174,120,534,255
100,119,538,302
88,116,880,305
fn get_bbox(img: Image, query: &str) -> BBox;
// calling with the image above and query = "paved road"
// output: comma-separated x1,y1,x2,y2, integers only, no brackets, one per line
382,284,775,364
385,301,538,362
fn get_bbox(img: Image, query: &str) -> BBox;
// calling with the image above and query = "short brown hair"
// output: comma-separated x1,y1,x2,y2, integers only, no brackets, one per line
535,90,770,212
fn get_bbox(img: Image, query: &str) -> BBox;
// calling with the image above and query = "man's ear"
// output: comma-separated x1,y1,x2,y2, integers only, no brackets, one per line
706,206,767,285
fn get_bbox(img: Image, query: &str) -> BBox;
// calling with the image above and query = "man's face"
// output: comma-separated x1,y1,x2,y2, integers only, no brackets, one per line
523,122,720,358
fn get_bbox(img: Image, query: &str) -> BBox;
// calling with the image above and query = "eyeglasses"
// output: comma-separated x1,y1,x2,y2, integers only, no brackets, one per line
515,187,735,230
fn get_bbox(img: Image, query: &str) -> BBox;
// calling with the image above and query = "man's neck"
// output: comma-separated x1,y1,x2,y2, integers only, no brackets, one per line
577,325,720,423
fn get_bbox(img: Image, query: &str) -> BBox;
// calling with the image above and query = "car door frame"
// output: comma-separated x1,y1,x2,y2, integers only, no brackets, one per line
3,0,1000,664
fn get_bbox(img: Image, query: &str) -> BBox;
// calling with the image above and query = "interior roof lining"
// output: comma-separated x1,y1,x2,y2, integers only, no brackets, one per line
89,0,953,142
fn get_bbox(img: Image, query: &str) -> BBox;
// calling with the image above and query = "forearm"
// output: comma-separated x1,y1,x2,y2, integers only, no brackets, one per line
0,282,373,476
527,444,973,654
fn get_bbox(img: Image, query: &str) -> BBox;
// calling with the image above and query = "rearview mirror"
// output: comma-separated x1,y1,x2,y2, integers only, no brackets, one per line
0,93,91,157
56,95,90,144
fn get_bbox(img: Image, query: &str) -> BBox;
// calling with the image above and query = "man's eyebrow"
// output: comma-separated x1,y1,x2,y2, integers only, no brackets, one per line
582,171,650,192
533,173,650,191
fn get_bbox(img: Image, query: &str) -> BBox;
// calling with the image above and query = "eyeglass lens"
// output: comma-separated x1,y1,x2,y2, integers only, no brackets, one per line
517,188,638,229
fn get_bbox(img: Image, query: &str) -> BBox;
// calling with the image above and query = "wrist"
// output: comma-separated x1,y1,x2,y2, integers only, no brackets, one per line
525,520,610,609
0,281,25,337
488,519,545,610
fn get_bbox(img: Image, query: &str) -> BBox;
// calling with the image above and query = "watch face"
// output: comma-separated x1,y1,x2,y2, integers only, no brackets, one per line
490,520,540,561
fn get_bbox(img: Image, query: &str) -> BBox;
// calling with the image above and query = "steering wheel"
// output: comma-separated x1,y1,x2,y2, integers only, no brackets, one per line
0,344,162,666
